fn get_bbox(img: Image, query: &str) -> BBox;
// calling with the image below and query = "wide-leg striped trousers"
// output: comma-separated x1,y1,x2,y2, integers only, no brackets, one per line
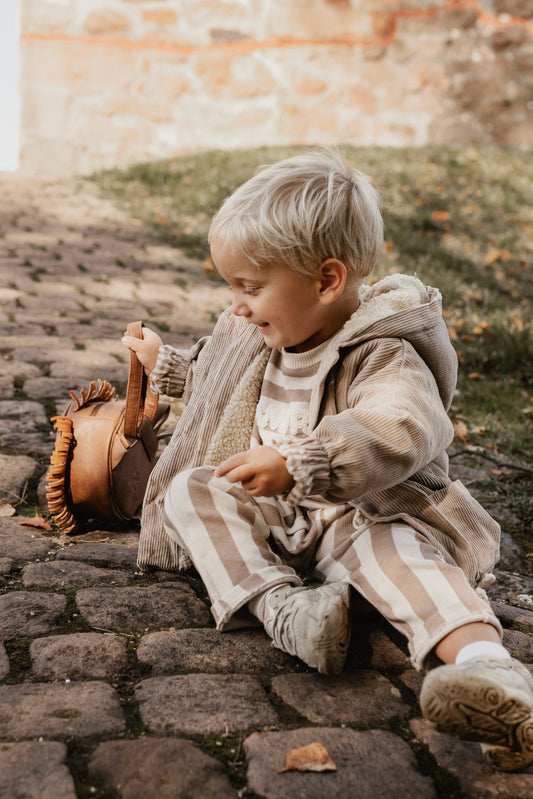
162,467,501,669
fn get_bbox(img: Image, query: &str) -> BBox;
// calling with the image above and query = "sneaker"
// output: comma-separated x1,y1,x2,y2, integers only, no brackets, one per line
263,582,351,676
420,656,533,772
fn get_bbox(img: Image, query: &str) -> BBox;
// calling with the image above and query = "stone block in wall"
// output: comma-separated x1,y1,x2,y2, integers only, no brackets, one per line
328,84,378,115
23,39,142,94
84,11,130,36
142,9,178,28
371,11,395,40
491,25,530,50
22,89,70,140
490,115,533,148
264,0,375,41
22,0,74,34
494,0,533,19
194,51,279,98
293,74,329,96
515,44,533,73
101,97,174,123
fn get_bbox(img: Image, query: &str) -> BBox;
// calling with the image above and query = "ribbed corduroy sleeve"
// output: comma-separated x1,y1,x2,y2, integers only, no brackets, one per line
149,337,209,399
272,439,331,506
274,337,454,506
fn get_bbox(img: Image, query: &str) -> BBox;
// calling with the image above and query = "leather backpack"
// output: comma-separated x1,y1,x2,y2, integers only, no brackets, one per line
46,321,170,534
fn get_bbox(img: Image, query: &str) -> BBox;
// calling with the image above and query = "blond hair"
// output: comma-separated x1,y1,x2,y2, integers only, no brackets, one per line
208,148,383,278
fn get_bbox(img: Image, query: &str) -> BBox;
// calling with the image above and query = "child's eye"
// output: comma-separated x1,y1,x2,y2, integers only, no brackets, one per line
243,286,260,295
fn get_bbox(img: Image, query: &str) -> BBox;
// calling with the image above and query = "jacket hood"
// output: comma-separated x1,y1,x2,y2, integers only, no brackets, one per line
338,273,458,410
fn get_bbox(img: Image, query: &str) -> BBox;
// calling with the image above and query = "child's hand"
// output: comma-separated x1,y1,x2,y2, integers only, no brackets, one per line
215,446,294,497
121,326,163,376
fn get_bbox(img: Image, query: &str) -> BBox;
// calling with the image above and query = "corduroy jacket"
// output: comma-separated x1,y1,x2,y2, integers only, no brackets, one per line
137,274,500,586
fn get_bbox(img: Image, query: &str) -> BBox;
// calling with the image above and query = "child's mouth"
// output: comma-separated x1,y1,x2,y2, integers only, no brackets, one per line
257,322,270,332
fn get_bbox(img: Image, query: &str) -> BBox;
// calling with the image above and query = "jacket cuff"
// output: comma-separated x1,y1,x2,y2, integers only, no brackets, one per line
149,345,189,398
272,439,331,506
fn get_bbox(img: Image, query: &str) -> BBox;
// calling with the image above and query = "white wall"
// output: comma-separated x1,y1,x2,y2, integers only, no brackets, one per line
0,0,20,172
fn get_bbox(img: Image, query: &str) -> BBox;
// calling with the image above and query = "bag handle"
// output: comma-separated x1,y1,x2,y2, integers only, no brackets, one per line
123,321,159,438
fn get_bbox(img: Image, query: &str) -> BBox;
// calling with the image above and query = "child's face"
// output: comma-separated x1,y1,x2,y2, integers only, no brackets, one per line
211,236,332,352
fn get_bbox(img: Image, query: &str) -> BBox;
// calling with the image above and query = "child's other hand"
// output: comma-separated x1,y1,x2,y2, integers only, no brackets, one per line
215,446,294,497
121,326,163,376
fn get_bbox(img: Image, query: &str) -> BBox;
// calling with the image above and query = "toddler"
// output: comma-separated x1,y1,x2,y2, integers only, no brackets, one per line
123,149,533,772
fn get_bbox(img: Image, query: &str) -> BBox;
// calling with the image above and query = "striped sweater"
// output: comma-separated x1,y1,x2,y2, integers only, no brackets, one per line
139,274,500,585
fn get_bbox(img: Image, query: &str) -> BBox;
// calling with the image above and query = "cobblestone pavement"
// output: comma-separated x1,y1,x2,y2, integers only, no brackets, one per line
1,173,533,799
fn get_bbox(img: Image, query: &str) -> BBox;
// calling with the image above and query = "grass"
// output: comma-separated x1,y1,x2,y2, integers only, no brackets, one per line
93,144,533,552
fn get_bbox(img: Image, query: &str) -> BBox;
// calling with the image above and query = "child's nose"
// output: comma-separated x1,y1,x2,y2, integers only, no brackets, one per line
231,298,250,317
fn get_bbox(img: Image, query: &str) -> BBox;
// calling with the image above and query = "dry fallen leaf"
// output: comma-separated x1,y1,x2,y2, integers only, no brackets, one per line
485,248,512,265
453,420,469,442
18,514,53,532
431,210,450,223
278,742,337,774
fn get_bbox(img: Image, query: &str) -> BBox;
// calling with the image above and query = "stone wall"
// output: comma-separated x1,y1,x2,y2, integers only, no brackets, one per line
20,0,533,177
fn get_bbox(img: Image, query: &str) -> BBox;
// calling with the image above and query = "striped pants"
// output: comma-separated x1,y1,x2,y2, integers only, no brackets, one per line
162,467,501,669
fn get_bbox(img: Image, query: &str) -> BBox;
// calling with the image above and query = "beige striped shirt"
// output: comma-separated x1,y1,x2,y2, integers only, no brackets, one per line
252,342,329,449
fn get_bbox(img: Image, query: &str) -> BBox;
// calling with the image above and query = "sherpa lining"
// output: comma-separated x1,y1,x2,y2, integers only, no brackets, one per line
346,274,428,336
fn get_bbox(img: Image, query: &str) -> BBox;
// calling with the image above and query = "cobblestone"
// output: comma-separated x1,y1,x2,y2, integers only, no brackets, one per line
88,738,239,799
0,741,76,799
22,560,133,589
30,633,128,680
0,682,126,739
245,727,438,799
1,174,532,797
75,584,213,633
271,671,410,725
0,592,67,639
136,627,298,674
136,674,279,735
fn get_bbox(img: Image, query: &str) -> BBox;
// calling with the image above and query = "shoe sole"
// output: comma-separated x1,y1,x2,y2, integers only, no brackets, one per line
421,665,533,771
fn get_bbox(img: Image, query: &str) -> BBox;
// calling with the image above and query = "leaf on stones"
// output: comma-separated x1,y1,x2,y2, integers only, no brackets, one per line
278,742,337,774
485,248,511,265
0,500,16,517
431,210,450,223
18,514,53,531
453,420,469,442
203,258,216,275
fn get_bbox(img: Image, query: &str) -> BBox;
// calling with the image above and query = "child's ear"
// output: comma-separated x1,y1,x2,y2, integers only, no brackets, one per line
317,259,347,304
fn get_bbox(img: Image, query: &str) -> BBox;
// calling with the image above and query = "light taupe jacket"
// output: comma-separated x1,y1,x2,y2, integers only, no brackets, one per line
138,274,500,585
